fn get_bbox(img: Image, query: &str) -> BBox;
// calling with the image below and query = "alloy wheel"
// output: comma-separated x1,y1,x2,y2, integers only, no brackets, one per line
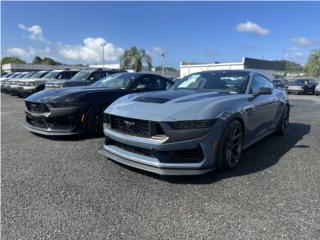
224,122,243,168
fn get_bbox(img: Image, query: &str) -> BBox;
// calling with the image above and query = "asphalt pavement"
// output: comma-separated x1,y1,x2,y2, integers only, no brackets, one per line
1,93,320,240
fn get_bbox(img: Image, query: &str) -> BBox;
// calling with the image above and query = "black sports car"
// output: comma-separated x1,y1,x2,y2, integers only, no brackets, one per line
24,72,172,136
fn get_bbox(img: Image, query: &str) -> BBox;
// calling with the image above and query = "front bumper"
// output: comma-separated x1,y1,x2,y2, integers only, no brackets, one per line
99,146,213,175
100,124,222,175
18,86,37,94
288,88,304,94
24,105,85,136
24,122,82,135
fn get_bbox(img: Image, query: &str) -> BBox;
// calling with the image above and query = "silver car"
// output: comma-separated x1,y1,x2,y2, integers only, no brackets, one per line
100,70,290,175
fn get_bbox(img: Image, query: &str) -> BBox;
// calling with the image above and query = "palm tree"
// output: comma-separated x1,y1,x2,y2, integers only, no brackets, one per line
120,47,152,72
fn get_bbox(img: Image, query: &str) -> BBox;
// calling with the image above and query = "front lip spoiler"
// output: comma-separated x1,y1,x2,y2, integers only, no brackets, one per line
99,148,213,176
23,122,82,136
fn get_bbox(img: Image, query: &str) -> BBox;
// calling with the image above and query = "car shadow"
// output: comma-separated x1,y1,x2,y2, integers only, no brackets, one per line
116,122,310,184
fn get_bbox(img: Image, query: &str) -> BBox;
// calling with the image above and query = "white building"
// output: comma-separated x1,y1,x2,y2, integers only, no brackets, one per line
180,57,285,79
89,64,120,69
1,63,85,72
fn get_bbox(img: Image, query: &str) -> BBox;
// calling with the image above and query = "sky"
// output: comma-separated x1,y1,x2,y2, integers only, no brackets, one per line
1,1,320,67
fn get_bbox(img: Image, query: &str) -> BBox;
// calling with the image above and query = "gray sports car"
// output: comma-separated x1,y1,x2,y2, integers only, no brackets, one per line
100,70,290,175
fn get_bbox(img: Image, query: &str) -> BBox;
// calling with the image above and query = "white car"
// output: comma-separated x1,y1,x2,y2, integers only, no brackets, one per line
17,69,79,97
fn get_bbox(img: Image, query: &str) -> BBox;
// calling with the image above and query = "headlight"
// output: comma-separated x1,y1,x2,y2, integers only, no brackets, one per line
49,102,83,108
103,114,111,128
169,120,215,130
25,82,35,86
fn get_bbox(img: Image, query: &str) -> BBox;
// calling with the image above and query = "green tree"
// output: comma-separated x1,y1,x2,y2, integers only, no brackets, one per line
277,60,303,73
1,56,26,65
32,56,42,64
304,49,320,77
120,47,152,72
41,57,60,65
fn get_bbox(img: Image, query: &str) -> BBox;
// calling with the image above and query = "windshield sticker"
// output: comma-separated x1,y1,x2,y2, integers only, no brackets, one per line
178,74,200,88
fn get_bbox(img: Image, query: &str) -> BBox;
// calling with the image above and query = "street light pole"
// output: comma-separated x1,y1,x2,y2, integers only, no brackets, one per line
101,43,106,68
161,51,165,76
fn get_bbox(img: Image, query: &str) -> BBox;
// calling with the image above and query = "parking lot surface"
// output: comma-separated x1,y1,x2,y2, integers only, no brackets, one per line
1,93,320,240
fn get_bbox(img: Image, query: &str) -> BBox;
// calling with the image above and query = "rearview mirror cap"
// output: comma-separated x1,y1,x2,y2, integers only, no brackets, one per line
253,87,272,95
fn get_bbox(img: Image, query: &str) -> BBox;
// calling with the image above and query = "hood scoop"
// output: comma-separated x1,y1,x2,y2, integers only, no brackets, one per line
133,96,172,104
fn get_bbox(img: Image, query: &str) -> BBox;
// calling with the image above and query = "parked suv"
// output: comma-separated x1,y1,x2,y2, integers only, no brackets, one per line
45,68,125,89
17,69,79,96
3,72,29,93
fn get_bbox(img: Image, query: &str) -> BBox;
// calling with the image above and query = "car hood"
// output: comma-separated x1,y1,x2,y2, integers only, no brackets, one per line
106,90,245,121
26,86,121,103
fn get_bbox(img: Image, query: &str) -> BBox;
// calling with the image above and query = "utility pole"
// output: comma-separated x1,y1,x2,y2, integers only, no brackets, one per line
161,51,165,76
101,43,106,68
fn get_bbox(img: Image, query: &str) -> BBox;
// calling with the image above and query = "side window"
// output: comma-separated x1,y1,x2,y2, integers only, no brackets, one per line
131,75,163,90
89,71,105,81
70,71,78,78
57,72,69,79
250,75,273,93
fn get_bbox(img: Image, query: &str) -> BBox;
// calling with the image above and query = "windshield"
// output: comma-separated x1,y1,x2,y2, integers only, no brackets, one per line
92,73,137,89
22,72,36,78
294,79,310,85
174,71,250,93
14,73,25,78
71,70,93,81
43,71,61,79
30,71,47,78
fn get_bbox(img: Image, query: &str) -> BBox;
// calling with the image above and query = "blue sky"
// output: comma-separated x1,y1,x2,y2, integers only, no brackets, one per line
2,1,320,67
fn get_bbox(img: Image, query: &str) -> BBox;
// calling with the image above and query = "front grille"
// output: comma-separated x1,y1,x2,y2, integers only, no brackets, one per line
105,114,163,138
106,138,204,163
107,139,154,157
25,101,49,113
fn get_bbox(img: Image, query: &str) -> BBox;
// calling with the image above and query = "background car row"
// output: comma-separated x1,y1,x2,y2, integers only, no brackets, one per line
0,68,125,97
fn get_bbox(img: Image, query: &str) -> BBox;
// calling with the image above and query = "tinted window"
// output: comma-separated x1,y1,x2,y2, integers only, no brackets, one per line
89,71,105,81
174,71,250,93
130,75,168,90
251,75,273,94
57,71,78,79
92,73,138,89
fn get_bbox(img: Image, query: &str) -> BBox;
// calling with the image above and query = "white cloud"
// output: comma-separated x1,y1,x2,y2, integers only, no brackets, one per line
290,37,314,46
58,37,123,63
7,47,50,58
152,47,163,55
284,47,305,62
236,21,270,36
18,24,50,43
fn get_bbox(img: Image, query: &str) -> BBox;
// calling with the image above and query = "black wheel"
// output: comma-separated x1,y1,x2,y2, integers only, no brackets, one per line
217,120,244,171
86,105,105,137
276,105,290,136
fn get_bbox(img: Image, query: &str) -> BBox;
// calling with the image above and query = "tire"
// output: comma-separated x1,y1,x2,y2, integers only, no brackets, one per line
216,120,244,171
275,105,290,136
86,105,105,137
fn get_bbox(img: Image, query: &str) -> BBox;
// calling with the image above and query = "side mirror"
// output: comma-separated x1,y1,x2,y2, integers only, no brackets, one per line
135,84,147,90
253,87,272,95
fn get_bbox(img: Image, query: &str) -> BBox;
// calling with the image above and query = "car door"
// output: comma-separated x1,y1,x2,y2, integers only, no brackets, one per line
245,74,278,141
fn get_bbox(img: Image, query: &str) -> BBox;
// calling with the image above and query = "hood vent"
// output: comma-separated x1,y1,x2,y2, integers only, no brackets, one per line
134,96,172,104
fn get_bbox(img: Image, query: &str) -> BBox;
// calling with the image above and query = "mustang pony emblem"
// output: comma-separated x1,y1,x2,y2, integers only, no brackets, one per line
124,120,136,128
